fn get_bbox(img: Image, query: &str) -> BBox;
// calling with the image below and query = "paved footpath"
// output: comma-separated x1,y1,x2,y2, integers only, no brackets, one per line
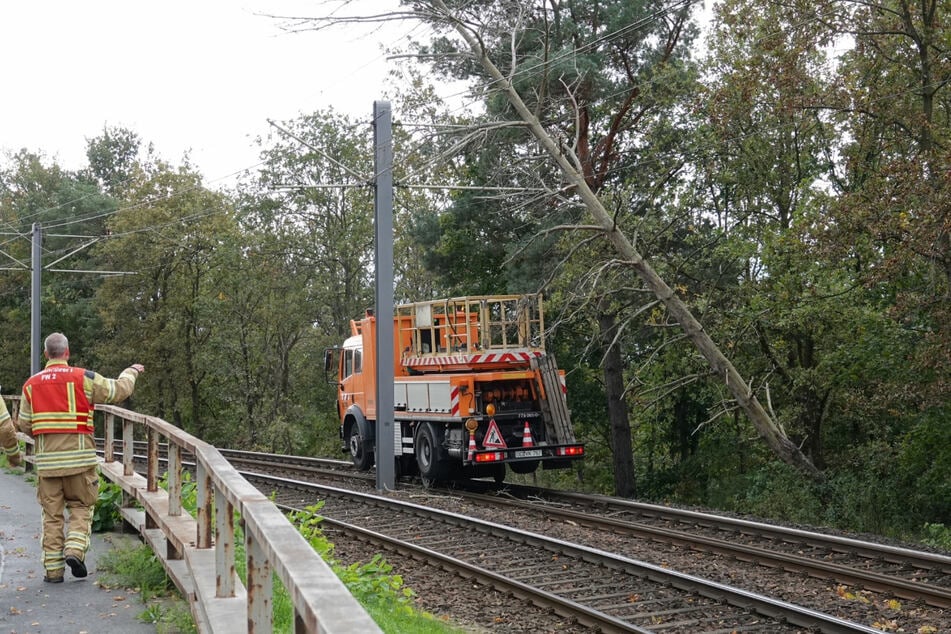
0,469,157,634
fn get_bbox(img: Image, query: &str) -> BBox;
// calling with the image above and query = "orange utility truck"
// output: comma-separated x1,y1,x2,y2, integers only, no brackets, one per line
326,294,584,484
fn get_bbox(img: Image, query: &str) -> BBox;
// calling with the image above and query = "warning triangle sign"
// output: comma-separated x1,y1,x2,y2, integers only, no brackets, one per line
482,419,508,449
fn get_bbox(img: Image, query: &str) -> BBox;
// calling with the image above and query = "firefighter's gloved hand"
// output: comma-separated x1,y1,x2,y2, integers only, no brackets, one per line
7,451,22,468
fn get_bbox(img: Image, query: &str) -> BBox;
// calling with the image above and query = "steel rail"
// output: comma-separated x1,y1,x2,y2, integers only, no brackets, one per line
458,490,951,609
306,512,653,634
245,472,882,634
520,487,951,574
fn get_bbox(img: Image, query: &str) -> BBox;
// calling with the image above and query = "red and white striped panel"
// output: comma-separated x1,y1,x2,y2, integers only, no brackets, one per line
404,350,543,367
450,386,460,417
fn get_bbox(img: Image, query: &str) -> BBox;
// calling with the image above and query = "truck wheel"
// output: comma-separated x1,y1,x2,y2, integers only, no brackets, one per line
348,424,374,471
416,423,449,486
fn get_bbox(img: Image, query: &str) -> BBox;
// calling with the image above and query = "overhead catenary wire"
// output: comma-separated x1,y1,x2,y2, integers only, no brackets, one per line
0,1,931,246
2,2,689,278
0,0,780,217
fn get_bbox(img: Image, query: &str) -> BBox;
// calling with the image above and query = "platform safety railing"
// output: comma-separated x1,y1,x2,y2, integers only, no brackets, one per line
6,396,380,634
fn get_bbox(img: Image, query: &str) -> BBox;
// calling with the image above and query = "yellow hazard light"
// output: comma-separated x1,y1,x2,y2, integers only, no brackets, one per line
485,403,496,416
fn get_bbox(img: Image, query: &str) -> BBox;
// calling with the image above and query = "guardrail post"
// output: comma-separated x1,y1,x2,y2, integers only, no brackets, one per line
168,444,182,517
122,417,135,476
104,412,115,463
147,426,159,492
246,525,272,634
120,416,136,509
8,398,34,473
196,462,213,549
23,433,34,473
215,488,235,598
145,426,160,530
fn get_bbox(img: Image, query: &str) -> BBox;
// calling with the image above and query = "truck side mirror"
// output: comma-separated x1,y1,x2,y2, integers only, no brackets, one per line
323,349,340,386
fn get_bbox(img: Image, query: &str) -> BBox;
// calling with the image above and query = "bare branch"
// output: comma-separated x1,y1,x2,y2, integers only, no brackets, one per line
635,371,706,409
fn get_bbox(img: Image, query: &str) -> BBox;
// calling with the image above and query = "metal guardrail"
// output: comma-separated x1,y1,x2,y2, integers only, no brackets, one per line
6,396,381,634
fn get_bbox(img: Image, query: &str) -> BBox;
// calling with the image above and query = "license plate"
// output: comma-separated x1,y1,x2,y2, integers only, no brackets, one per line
514,449,542,458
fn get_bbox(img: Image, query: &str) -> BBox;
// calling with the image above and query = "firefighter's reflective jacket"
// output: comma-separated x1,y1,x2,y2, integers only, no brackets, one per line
18,360,140,476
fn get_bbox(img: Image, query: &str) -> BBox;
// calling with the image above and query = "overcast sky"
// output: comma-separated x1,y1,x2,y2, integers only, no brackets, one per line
0,0,410,186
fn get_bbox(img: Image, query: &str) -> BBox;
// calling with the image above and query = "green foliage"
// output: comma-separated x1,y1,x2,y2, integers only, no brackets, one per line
363,602,459,634
92,479,124,533
97,543,176,601
178,470,198,511
726,462,824,524
137,601,198,634
289,505,417,617
921,524,951,552
0,150,114,386
706,450,949,545
893,407,951,525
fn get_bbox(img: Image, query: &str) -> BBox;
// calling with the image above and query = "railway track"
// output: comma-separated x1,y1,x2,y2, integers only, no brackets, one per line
454,484,951,610
246,471,878,633
220,448,951,606
100,442,950,631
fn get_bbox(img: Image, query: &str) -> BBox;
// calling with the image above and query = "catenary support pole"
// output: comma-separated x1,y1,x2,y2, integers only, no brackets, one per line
31,223,42,375
373,101,396,491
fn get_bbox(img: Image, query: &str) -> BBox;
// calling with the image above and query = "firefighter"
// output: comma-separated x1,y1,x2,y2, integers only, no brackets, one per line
1,396,22,467
17,332,144,583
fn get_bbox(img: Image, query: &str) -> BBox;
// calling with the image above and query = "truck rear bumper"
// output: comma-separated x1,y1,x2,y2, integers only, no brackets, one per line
468,443,584,465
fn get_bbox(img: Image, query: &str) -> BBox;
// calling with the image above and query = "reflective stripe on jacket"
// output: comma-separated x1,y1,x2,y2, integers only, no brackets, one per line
24,366,95,435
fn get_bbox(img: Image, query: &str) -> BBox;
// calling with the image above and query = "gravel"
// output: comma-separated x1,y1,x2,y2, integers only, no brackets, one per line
322,483,949,633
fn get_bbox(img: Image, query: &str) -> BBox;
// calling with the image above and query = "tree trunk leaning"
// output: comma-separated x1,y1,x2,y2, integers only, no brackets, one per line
438,3,823,481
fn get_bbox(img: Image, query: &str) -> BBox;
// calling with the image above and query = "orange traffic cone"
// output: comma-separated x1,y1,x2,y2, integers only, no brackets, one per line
521,421,534,447
467,430,477,462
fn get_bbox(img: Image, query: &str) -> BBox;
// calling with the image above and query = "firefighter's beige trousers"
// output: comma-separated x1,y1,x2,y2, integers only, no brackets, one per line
37,467,98,576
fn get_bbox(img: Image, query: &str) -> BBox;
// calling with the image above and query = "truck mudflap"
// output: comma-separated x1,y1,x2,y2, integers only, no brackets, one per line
467,443,584,466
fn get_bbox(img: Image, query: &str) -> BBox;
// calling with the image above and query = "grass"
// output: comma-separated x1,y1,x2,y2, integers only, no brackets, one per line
366,602,462,633
95,541,197,634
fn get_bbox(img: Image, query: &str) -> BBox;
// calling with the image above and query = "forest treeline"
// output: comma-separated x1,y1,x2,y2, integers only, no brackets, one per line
0,0,947,544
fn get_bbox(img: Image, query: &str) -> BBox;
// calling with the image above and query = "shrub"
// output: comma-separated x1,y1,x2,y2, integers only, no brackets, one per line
92,479,124,532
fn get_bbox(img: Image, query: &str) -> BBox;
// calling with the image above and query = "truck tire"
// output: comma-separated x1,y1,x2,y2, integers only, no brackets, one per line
416,423,449,486
348,422,374,471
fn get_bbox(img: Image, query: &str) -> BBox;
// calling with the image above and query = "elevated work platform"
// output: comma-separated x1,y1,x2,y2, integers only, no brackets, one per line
395,294,548,371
